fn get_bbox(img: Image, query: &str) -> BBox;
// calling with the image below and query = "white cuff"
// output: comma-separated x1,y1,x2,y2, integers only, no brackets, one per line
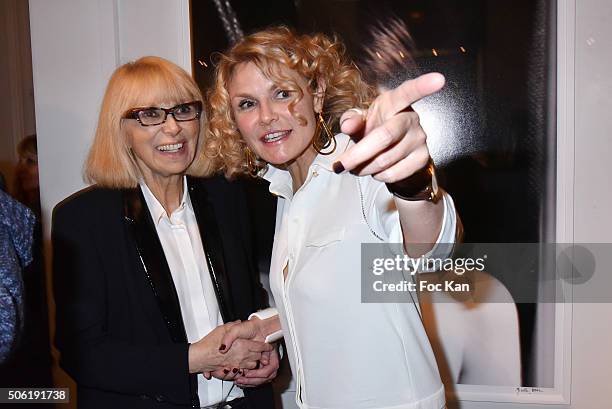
248,308,283,343
248,307,278,321
403,192,458,273
425,192,457,259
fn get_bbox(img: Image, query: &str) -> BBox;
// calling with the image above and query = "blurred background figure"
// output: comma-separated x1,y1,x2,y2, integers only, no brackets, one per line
0,190,35,363
0,172,6,192
13,135,41,217
0,135,53,400
358,16,420,91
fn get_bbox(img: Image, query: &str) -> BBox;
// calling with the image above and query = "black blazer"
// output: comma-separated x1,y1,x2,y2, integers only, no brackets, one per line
52,176,273,409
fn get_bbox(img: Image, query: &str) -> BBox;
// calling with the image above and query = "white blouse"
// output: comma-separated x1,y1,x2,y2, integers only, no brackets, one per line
264,134,456,409
140,179,243,406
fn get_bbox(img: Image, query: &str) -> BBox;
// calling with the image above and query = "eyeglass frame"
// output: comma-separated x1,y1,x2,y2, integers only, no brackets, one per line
122,100,203,126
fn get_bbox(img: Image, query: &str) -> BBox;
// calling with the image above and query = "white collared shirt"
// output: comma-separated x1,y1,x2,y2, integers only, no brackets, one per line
264,134,456,409
140,178,243,407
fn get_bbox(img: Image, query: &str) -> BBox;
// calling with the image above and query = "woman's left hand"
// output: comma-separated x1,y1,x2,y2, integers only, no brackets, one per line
204,346,280,387
233,347,280,387
335,72,445,182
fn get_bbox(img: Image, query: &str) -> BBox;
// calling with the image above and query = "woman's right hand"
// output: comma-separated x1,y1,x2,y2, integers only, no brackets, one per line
218,315,281,353
188,321,273,374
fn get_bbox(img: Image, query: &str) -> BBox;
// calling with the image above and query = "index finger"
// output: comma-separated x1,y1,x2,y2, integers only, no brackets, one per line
219,322,250,353
381,72,445,117
219,319,261,353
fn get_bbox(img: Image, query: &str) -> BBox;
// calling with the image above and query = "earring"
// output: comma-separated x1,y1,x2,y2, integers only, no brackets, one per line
312,112,337,155
244,147,265,177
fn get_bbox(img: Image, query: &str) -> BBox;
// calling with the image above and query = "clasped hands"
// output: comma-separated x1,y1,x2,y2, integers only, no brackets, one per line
188,318,278,388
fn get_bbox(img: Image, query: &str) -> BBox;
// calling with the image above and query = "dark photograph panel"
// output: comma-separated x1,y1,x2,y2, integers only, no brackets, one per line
192,0,556,391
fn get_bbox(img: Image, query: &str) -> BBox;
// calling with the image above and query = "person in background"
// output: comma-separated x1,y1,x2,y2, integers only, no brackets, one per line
13,135,41,217
207,27,458,408
0,190,35,364
0,135,53,396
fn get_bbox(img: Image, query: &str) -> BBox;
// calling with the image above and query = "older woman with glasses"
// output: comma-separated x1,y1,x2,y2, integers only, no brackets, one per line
52,56,276,409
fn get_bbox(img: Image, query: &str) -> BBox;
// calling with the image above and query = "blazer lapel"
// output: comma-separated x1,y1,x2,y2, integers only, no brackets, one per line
122,188,187,343
187,177,236,322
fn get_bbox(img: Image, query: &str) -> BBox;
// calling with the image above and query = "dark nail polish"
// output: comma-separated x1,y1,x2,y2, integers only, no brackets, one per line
223,369,230,374
219,344,226,351
232,368,239,374
332,161,345,174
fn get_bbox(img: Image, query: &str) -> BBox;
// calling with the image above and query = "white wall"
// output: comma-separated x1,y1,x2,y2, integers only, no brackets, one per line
118,0,192,69
0,0,36,189
30,0,117,231
30,0,191,237
568,0,612,407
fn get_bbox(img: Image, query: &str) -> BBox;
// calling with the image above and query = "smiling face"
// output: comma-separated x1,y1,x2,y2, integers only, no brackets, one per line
228,62,323,170
122,102,200,185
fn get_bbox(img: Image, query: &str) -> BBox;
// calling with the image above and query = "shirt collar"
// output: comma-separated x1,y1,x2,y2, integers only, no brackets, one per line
262,133,353,199
139,176,191,225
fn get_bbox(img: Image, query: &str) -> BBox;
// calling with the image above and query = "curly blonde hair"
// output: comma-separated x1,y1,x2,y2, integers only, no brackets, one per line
206,26,375,178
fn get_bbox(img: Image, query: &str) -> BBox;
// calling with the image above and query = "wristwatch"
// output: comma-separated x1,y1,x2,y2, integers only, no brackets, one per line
386,159,442,203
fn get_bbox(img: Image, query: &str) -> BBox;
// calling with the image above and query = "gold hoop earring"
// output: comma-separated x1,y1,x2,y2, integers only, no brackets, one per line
313,112,337,155
244,147,265,177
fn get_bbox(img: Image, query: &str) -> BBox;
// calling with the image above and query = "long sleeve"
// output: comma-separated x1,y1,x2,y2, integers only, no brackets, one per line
363,177,458,261
0,233,23,363
52,199,192,404
0,191,35,363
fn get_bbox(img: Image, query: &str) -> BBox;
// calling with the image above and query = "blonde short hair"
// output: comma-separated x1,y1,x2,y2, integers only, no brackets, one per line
85,56,214,188
206,26,375,178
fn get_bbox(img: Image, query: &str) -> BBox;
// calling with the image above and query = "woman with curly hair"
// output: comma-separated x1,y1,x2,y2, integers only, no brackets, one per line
210,27,458,408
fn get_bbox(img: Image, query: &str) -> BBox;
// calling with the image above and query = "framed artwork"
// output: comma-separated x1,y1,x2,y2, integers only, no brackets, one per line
190,0,571,404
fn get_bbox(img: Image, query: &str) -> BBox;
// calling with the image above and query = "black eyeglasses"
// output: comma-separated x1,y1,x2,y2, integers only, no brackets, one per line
123,101,202,126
